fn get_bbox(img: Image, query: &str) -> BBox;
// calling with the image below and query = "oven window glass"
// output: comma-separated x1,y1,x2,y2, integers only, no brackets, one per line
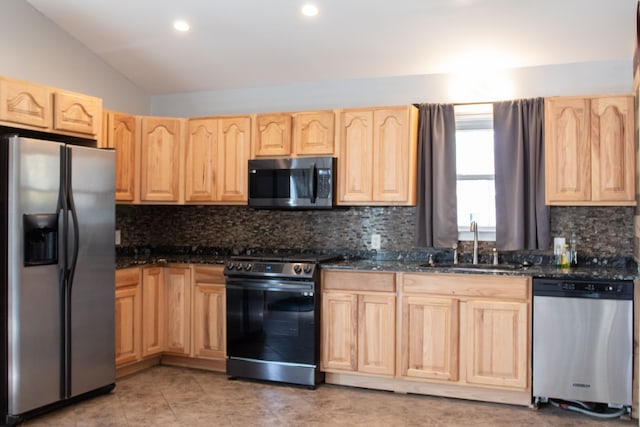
249,169,311,199
227,287,315,365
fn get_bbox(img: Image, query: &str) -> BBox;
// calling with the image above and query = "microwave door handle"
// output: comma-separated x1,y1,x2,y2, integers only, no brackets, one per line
309,162,317,203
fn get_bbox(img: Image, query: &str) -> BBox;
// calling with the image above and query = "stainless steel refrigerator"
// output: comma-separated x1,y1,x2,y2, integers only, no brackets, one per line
0,135,115,425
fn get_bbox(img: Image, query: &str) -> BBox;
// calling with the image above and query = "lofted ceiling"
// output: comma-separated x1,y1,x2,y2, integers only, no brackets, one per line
25,0,637,96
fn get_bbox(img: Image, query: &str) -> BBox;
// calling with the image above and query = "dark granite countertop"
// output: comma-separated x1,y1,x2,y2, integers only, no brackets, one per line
117,255,228,269
321,259,639,281
116,246,638,281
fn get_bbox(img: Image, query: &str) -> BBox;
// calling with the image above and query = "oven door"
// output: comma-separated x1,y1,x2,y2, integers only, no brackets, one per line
226,277,317,365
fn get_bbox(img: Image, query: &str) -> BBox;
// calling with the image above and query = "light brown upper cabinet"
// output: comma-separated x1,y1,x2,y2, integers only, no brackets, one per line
0,76,102,138
139,116,185,203
293,110,335,155
103,111,138,203
253,113,292,157
53,90,102,137
252,110,336,158
185,116,250,204
0,77,52,129
545,95,635,205
337,106,418,205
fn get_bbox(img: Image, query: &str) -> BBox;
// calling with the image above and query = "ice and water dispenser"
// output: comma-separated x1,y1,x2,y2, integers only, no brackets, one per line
23,213,58,266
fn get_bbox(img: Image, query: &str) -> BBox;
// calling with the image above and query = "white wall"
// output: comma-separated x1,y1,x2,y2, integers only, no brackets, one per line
1,1,633,119
0,0,150,114
150,59,633,117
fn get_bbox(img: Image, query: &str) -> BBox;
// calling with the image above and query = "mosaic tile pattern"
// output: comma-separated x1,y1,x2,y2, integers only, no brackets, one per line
116,204,635,260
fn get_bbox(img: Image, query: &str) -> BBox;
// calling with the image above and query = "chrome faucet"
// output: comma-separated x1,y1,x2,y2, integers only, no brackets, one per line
470,220,478,264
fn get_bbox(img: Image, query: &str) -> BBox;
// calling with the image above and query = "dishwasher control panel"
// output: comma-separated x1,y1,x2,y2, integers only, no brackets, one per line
534,278,633,300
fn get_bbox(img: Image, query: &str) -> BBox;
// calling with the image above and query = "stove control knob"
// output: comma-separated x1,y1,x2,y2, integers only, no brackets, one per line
226,262,234,270
293,264,302,274
303,265,313,274
245,263,253,271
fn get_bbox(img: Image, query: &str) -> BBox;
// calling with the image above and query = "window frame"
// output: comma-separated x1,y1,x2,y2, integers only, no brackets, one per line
454,104,496,242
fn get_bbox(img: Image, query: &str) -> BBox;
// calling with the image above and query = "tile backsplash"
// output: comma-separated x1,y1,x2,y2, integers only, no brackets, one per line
116,204,634,260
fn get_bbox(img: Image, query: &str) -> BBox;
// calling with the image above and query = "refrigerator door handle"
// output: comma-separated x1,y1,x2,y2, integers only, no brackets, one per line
66,148,79,291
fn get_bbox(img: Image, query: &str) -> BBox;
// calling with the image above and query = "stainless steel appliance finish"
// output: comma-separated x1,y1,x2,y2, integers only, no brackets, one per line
1,135,115,425
224,254,337,388
248,157,336,209
533,278,633,407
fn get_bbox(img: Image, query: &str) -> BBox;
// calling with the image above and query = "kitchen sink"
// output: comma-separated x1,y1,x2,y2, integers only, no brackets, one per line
419,262,525,272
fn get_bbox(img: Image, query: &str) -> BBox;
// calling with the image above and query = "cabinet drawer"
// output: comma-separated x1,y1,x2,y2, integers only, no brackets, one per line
193,265,225,284
322,270,396,292
401,273,530,300
116,267,141,288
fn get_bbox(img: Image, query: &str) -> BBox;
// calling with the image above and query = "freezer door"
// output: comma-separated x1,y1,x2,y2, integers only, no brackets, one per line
67,145,115,397
7,137,63,414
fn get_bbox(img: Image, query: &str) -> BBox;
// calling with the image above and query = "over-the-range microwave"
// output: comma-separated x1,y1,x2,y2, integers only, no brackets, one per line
248,157,336,209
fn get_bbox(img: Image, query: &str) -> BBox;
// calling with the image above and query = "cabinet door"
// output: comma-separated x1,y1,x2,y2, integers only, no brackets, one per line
321,292,358,372
544,98,591,203
109,112,137,202
373,107,416,204
218,116,251,202
254,113,292,157
141,267,165,357
193,283,226,359
0,78,51,129
140,117,183,203
590,96,635,202
338,110,373,203
294,111,335,155
53,91,102,136
115,286,141,366
185,119,218,202
358,294,395,376
115,268,142,366
164,267,192,355
465,300,528,390
400,296,459,381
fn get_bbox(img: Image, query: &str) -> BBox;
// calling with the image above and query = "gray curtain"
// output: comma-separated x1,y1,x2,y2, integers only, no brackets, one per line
415,104,458,248
493,98,550,250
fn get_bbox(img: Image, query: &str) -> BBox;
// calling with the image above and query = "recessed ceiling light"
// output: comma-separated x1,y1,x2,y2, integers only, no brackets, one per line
301,4,319,17
173,20,190,32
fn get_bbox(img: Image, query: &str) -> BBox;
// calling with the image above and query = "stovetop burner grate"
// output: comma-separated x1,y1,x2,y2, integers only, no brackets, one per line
229,254,341,264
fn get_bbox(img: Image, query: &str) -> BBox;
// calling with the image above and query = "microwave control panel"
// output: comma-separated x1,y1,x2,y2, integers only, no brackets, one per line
317,169,332,198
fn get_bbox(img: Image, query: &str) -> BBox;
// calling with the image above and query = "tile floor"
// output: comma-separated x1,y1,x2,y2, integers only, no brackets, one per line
21,366,635,426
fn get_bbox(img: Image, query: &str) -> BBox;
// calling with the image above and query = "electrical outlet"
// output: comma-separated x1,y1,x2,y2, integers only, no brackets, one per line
115,230,121,245
371,234,381,250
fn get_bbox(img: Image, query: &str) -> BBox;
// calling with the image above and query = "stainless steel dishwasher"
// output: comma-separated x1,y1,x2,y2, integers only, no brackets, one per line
533,277,633,409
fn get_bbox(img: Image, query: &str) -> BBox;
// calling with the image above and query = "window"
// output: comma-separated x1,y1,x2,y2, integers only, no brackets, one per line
454,104,496,241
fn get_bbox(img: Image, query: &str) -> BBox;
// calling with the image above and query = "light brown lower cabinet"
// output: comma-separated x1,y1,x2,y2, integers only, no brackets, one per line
164,266,192,355
115,264,226,376
399,273,530,391
141,267,165,357
321,270,396,377
322,269,532,407
115,268,142,366
192,266,226,359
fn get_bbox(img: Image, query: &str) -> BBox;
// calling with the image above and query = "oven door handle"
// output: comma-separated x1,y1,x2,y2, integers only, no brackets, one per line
225,278,314,292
